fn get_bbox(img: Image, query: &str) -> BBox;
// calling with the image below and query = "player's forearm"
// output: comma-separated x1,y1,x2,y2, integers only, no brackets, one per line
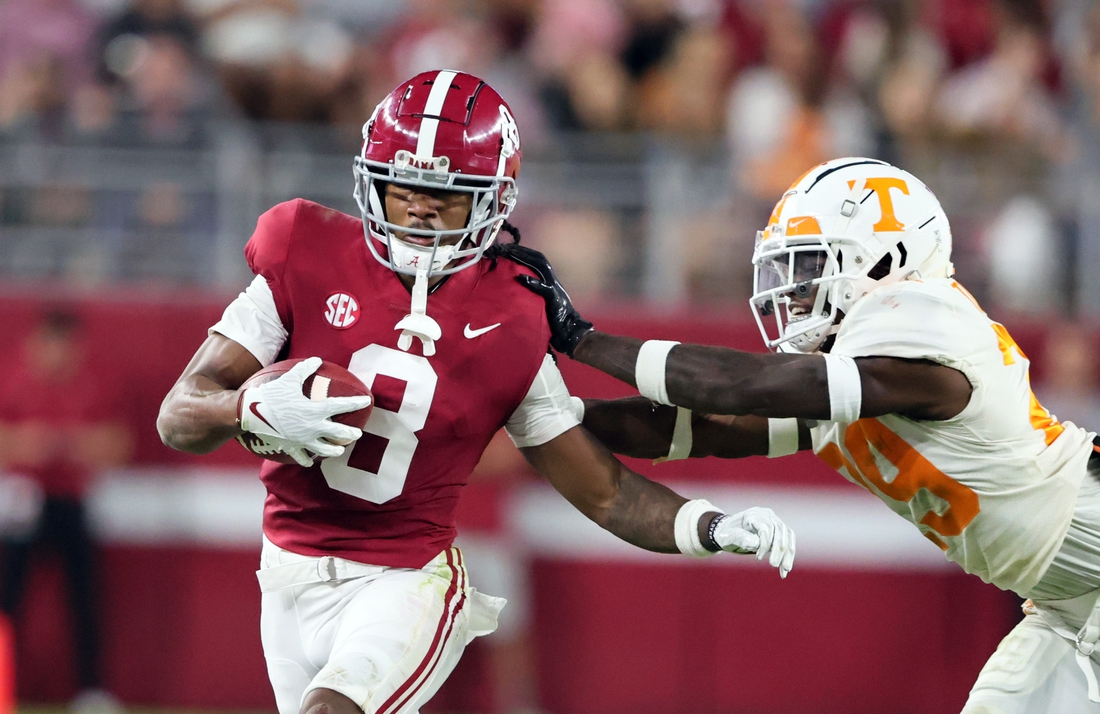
598,469,726,553
524,431,725,554
574,332,830,418
525,429,686,553
156,376,243,453
669,344,835,418
691,413,772,458
583,398,772,459
573,332,774,413
571,331,645,385
598,467,684,553
581,397,677,459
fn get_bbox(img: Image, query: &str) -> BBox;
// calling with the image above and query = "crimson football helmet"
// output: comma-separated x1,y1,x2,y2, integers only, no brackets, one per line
354,69,522,278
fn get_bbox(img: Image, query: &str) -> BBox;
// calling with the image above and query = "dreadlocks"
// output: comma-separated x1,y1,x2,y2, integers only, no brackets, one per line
484,220,522,267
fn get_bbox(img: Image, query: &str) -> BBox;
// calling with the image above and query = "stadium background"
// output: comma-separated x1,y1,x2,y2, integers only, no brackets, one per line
2,0,1100,712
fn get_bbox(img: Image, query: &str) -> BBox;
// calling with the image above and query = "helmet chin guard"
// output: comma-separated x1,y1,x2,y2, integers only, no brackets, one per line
750,158,954,354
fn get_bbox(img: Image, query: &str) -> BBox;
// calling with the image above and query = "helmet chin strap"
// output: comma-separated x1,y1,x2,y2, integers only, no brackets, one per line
395,267,442,356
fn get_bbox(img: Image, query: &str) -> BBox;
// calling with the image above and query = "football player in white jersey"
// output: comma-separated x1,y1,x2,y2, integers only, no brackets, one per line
508,157,1100,713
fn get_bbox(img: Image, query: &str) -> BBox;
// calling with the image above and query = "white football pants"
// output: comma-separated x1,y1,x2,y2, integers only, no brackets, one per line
964,470,1100,713
258,537,505,714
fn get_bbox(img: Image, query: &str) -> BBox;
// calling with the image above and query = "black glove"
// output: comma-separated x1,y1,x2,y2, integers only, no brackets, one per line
499,244,594,356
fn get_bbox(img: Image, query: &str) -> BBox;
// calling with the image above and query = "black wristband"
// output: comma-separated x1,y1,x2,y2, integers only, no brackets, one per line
703,513,728,553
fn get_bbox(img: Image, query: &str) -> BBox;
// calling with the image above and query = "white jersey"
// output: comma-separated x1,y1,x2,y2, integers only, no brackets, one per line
811,278,1095,594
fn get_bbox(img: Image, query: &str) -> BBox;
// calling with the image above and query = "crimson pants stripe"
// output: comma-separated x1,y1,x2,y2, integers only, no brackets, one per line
377,549,466,714
381,549,467,714
392,551,467,712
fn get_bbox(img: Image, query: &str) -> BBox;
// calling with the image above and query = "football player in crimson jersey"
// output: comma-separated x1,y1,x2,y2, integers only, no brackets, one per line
156,70,795,714
512,156,1100,713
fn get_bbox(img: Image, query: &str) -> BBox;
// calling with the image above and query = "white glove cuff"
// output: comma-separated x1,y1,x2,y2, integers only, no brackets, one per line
237,387,262,433
674,498,722,558
636,340,679,406
824,354,862,423
767,418,799,458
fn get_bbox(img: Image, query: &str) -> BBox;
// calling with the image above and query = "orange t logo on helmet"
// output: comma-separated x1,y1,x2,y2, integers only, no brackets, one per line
849,177,909,231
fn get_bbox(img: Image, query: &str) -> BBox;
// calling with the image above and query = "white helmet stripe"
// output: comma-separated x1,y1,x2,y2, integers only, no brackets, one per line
415,70,458,159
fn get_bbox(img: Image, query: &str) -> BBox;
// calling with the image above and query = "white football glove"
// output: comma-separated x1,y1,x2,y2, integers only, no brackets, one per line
712,507,796,578
237,357,373,468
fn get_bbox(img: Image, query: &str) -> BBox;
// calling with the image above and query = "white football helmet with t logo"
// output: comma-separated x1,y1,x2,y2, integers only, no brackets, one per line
750,158,954,353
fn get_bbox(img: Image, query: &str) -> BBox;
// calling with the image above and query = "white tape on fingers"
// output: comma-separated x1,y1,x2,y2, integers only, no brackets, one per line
635,340,680,406
824,354,862,423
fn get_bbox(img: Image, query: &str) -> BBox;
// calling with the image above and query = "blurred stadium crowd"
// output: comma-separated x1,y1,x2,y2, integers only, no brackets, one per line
4,2,1100,712
1,0,1100,316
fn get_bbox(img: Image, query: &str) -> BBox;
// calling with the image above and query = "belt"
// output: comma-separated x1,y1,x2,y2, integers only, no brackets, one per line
256,555,386,593
1026,590,1100,703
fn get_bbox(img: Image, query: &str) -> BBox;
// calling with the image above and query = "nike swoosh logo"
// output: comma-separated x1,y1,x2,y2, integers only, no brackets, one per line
249,402,275,430
464,322,501,338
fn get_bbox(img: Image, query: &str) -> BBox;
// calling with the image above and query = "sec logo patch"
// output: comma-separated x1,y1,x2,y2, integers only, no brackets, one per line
324,292,360,329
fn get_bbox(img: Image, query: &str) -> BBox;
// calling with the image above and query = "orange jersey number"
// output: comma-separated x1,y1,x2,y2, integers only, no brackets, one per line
953,282,1063,445
819,421,980,550
816,281,1064,551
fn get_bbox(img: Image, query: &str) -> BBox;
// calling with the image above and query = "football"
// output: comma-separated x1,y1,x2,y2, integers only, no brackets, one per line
235,358,373,464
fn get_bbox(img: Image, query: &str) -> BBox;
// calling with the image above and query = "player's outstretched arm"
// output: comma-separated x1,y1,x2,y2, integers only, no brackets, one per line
157,333,262,454
508,244,971,422
502,242,827,418
521,426,683,552
579,396,780,459
575,333,835,419
520,426,795,576
574,336,971,421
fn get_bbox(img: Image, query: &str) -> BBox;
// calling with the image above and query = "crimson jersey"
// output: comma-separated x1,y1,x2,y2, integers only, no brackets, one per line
243,199,550,568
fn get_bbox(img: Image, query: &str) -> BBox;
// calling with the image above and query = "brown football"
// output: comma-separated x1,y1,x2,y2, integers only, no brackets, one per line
235,358,373,464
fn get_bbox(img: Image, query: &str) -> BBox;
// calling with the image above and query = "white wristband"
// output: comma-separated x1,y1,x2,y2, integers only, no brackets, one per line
824,354,862,423
636,340,679,406
767,418,800,458
674,498,721,557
